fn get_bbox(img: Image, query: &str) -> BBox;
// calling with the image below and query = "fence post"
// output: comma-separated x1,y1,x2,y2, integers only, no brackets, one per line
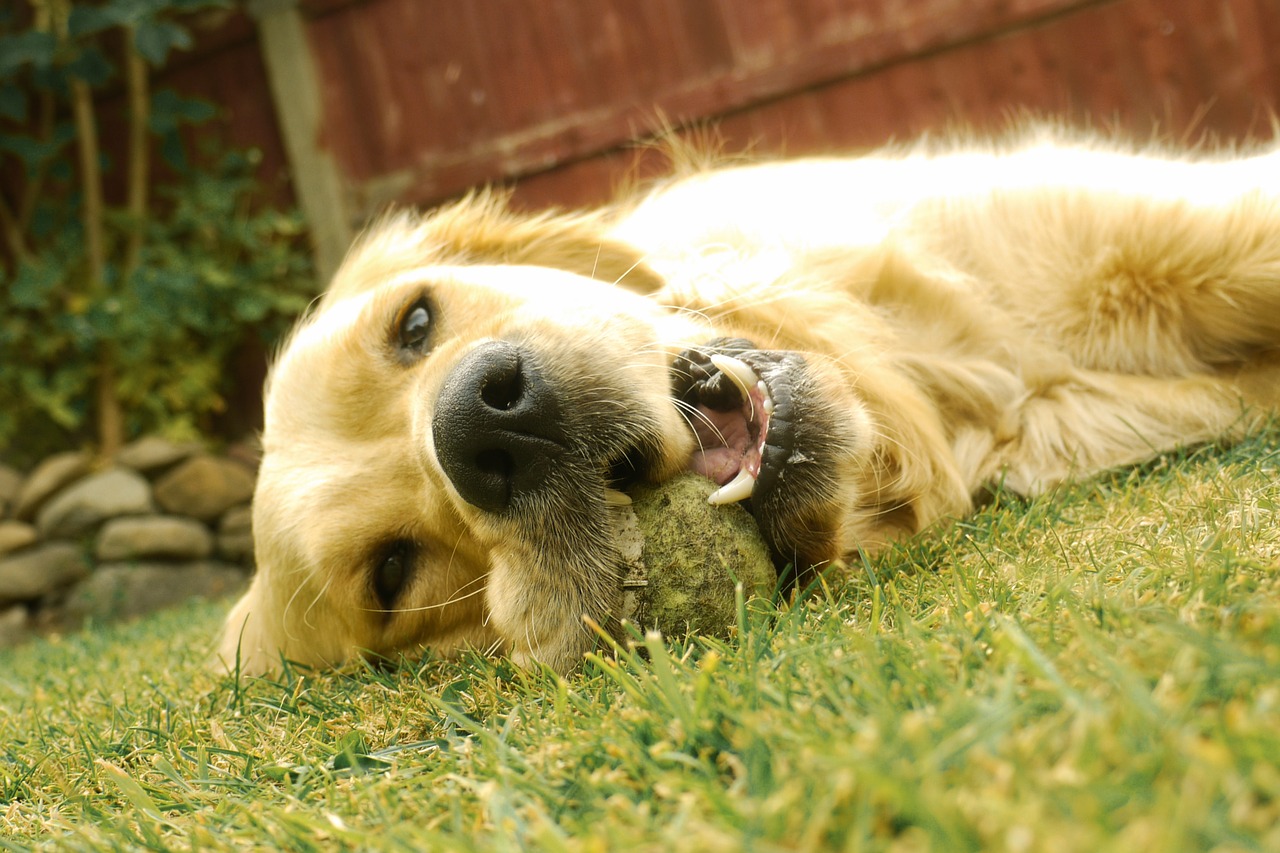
247,0,350,285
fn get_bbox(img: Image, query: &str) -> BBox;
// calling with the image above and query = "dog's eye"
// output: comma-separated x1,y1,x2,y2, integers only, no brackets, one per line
397,299,432,354
372,540,415,609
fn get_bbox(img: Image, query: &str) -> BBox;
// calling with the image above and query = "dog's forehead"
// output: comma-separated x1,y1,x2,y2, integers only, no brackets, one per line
270,291,369,384
254,440,423,553
252,309,422,571
263,278,436,445
280,288,380,374
261,450,431,588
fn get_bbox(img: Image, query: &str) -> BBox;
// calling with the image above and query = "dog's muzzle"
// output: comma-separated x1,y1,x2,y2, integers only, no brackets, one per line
432,340,567,512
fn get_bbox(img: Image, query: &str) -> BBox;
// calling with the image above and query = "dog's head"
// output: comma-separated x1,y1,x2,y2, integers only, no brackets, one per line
219,196,718,673
217,193,904,675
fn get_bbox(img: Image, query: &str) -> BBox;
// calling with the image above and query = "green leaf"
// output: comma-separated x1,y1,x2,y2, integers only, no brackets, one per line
67,4,133,38
10,261,64,310
231,290,272,323
329,732,392,775
66,46,115,87
0,32,57,76
0,83,26,122
149,89,216,134
0,122,77,175
134,21,193,66
159,129,188,172
170,0,233,9
0,137,52,172
59,312,100,352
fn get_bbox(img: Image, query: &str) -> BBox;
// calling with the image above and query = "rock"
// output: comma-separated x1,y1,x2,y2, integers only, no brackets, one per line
0,520,37,556
617,473,776,637
0,465,22,517
0,542,91,602
35,468,154,539
95,515,214,561
14,451,91,521
153,456,255,522
62,560,246,623
225,439,262,474
0,605,27,647
114,435,201,475
217,504,254,562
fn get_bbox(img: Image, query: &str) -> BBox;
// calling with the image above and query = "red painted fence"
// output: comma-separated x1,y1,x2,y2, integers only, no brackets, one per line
163,0,1280,221
62,0,1280,434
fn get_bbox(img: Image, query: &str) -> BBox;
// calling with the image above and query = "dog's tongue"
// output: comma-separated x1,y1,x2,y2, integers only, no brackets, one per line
689,407,760,484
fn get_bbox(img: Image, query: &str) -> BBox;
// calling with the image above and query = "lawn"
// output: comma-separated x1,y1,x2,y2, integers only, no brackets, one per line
1,428,1277,851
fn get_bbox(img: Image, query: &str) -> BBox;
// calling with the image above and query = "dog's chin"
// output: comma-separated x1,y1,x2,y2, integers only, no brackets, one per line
669,338,851,574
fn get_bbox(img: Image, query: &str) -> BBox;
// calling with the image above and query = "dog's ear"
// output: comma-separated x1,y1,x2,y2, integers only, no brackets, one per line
214,577,279,677
324,191,664,306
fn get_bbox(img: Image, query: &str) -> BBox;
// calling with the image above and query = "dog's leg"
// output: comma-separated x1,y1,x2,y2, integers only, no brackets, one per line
920,150,1280,377
999,366,1276,496
1053,210,1280,376
1225,349,1280,411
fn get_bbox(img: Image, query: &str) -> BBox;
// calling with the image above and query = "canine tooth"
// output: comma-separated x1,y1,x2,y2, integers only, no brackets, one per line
604,488,633,506
709,353,761,399
707,468,756,505
762,397,775,414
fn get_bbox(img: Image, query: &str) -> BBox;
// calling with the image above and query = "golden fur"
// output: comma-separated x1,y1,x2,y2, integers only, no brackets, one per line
219,127,1280,675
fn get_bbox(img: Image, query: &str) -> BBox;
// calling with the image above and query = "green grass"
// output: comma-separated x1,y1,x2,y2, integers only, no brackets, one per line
2,429,1278,851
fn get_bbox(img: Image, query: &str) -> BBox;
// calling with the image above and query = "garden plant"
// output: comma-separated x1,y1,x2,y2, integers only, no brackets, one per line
0,0,313,466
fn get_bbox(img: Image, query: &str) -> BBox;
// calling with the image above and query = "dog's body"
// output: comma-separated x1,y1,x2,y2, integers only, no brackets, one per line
220,128,1280,675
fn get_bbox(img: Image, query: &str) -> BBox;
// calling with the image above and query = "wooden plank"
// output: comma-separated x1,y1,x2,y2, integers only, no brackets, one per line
308,0,1092,213
277,0,1280,219
248,0,352,281
497,0,1280,213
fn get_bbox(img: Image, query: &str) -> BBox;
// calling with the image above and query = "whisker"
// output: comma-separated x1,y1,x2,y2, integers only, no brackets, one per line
387,574,493,615
609,250,653,288
282,567,330,643
672,396,728,449
360,569,493,616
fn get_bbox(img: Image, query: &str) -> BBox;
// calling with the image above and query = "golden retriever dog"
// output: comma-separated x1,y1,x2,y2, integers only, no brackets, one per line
219,126,1280,676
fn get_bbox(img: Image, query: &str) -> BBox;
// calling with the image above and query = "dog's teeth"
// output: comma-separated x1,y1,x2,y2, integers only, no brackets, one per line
757,380,775,416
604,488,633,506
707,468,756,505
709,353,762,399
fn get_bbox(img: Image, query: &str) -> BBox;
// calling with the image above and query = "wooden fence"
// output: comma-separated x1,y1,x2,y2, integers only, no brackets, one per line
57,0,1274,434
153,0,1280,280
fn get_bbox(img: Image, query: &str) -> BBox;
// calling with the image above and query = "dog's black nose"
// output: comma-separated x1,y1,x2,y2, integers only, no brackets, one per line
432,341,567,511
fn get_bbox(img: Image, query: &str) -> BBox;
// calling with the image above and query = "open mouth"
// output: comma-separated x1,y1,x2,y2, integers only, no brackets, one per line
671,342,798,508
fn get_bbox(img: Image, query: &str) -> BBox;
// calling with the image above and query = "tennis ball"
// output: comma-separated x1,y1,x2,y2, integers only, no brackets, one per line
613,473,777,637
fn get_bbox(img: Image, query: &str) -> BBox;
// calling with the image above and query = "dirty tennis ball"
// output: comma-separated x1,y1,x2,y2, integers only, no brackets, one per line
613,473,777,637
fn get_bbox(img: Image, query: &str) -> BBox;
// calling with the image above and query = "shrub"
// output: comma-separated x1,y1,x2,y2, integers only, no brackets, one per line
0,0,315,465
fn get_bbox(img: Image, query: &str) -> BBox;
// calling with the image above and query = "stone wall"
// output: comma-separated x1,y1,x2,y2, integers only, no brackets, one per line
0,437,256,648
